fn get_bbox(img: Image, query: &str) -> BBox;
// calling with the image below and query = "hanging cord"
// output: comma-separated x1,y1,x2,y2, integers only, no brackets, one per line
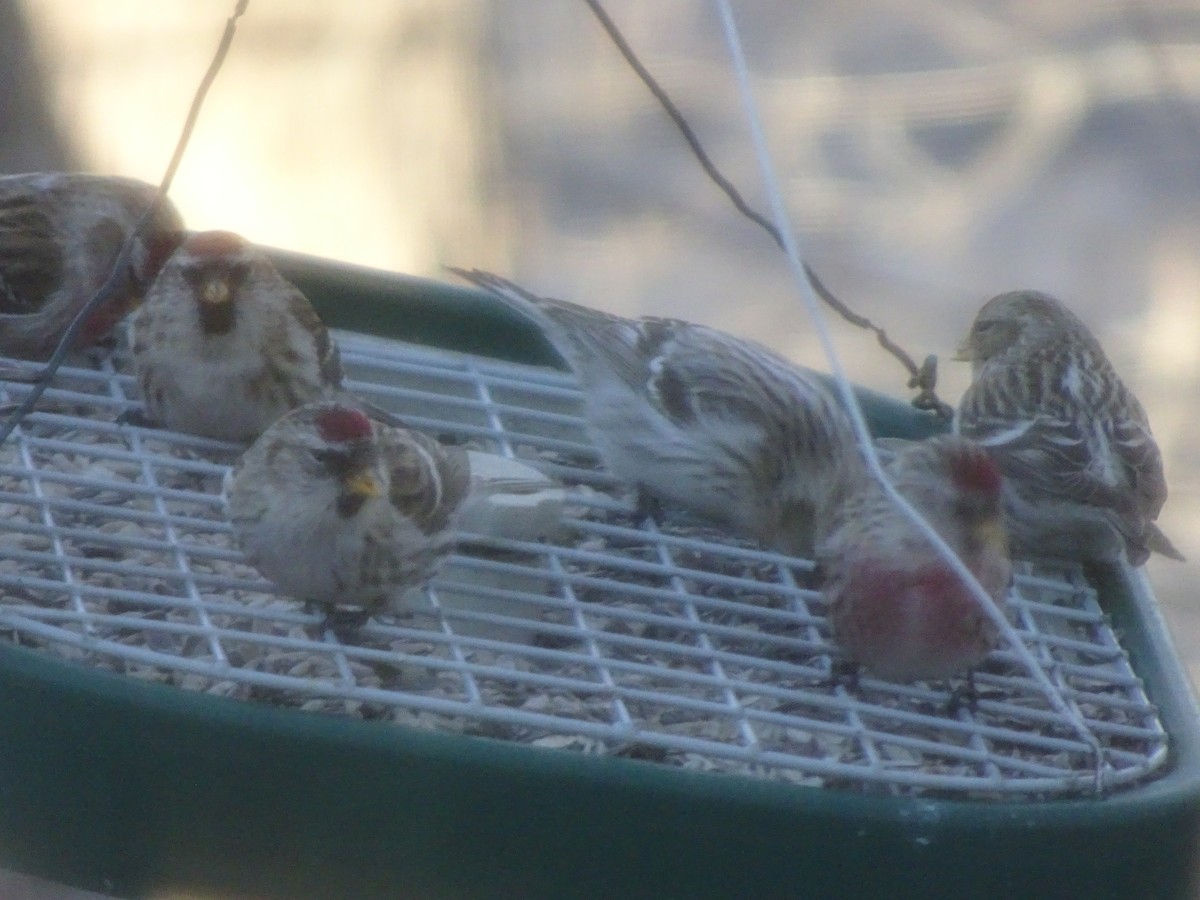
710,0,1105,788
0,0,252,448
581,0,951,420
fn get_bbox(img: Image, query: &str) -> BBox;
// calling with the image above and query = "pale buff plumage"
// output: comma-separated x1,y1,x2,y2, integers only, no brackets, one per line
131,230,342,443
819,435,1011,683
449,267,864,556
955,290,1182,566
225,402,470,623
0,172,183,359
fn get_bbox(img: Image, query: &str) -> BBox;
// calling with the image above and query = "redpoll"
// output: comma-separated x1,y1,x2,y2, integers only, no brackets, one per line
449,267,863,556
819,435,1012,684
0,173,183,359
956,290,1182,566
225,401,470,625
130,230,343,442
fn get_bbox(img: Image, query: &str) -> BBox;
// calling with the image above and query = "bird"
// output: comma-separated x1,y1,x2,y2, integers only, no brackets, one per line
955,289,1182,566
818,434,1012,687
130,230,343,442
449,267,865,556
224,401,471,627
0,172,183,360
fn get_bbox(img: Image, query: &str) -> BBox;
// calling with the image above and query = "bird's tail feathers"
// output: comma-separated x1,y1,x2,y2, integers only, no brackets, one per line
445,266,615,358
1145,521,1186,562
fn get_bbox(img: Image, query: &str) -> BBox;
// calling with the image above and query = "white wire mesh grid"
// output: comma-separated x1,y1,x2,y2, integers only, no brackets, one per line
0,329,1169,799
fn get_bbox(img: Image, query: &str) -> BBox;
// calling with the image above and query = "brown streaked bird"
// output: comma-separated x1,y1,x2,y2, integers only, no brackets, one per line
819,434,1011,686
224,401,471,626
130,230,343,442
450,267,865,556
955,289,1182,566
0,172,183,360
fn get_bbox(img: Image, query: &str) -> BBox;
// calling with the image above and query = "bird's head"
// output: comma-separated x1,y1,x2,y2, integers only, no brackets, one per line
956,290,1081,368
309,404,381,518
175,230,257,336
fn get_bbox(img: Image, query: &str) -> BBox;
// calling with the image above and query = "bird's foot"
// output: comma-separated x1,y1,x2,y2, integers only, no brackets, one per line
308,601,372,638
945,670,980,715
634,487,665,526
116,406,161,429
822,658,861,691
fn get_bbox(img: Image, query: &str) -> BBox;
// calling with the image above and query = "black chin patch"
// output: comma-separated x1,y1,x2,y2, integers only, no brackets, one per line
198,299,236,336
336,491,368,519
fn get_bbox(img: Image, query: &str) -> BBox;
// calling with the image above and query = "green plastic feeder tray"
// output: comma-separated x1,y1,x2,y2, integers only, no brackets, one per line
0,250,1195,900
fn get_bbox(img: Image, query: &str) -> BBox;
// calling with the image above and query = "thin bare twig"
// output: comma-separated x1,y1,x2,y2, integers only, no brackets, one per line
581,0,951,419
0,0,252,448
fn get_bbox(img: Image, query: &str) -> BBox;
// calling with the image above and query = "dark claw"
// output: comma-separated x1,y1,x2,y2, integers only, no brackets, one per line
116,407,161,429
945,669,980,715
635,486,665,525
796,561,825,592
303,600,372,637
822,658,861,691
322,606,372,635
532,631,579,650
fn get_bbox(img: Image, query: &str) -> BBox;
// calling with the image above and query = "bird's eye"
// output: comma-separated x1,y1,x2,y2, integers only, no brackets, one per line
309,447,350,475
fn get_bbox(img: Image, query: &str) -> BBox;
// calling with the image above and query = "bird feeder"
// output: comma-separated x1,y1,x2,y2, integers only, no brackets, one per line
0,250,1196,900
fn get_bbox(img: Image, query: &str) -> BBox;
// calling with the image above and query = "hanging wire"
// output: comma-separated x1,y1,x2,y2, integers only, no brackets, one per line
709,0,1105,788
581,0,952,420
0,0,252,449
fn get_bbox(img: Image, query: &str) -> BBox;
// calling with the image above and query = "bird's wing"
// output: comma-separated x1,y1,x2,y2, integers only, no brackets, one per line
0,194,65,315
283,286,343,388
446,266,653,393
449,267,847,455
648,324,849,457
959,359,1169,521
958,410,1126,508
384,428,471,535
1108,390,1170,520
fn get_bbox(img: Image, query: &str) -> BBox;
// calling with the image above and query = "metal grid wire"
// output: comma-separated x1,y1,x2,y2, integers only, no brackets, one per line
0,329,1169,799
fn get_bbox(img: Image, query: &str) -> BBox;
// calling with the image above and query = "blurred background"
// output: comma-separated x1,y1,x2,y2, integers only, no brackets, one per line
3,3,1198,895
3,0,1198,680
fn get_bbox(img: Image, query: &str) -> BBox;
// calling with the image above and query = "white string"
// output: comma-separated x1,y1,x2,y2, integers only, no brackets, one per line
710,0,1104,781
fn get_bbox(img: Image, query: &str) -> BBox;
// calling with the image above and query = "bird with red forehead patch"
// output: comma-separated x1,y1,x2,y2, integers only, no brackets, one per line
956,289,1182,566
0,173,184,360
130,229,343,442
224,400,472,628
817,434,1012,694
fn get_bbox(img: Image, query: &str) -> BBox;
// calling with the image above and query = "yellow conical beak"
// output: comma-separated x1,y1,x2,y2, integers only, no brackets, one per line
343,470,381,499
200,277,231,306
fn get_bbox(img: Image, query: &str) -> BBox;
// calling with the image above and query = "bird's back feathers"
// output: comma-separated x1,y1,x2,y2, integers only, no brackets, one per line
450,266,863,554
957,289,1180,565
0,174,183,359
